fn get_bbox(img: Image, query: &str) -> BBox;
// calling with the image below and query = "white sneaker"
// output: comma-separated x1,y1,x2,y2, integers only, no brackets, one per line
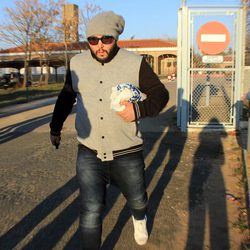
132,215,148,245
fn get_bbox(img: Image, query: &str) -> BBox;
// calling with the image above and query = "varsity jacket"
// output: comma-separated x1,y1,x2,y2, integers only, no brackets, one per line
50,46,169,161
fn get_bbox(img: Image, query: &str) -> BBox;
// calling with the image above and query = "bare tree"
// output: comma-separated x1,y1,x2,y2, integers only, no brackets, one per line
54,5,80,73
0,0,64,86
31,0,65,84
0,0,37,86
79,2,102,41
0,0,102,86
54,2,102,73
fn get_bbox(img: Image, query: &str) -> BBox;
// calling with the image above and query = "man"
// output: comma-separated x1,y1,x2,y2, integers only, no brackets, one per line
50,11,169,249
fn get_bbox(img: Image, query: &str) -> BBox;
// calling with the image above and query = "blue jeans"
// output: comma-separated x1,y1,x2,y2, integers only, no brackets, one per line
76,144,148,249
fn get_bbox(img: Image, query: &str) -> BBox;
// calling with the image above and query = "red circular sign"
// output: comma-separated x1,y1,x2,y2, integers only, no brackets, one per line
197,21,230,55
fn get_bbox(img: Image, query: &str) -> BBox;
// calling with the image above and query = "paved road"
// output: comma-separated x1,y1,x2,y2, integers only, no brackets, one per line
0,81,247,249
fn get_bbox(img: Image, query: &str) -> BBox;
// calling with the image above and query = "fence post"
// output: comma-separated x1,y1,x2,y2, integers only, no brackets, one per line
248,116,250,155
247,93,250,154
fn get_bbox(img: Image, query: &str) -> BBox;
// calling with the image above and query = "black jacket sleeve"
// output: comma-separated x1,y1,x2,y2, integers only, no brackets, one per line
49,68,76,136
133,58,169,119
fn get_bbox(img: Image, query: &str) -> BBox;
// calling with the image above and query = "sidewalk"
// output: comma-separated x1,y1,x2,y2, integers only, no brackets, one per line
0,87,249,249
0,96,57,118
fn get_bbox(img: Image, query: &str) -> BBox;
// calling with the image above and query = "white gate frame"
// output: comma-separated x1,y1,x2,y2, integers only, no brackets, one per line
177,4,243,132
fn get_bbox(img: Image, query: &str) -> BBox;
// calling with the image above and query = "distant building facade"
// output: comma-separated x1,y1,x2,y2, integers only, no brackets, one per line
118,39,177,76
0,39,178,80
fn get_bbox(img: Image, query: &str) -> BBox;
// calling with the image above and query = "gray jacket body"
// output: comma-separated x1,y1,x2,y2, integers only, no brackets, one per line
70,48,143,161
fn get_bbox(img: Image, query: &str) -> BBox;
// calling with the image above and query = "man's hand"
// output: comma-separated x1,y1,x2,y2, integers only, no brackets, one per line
50,134,61,149
116,101,135,122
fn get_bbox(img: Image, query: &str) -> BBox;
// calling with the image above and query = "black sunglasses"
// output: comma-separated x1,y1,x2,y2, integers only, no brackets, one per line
87,36,115,45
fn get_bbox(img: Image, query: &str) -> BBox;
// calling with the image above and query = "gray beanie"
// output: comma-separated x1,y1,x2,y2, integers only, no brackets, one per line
86,11,125,40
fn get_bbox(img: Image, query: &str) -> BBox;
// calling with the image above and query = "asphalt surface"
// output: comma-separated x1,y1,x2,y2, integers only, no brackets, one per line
0,81,248,250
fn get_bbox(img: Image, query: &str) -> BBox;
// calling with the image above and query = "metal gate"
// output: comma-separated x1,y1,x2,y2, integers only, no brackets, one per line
177,3,243,131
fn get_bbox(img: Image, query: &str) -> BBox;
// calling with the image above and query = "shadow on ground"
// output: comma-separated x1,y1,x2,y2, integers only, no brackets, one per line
0,110,231,249
185,118,229,250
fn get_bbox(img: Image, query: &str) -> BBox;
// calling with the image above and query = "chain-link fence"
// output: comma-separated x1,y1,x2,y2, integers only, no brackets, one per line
191,71,233,124
177,3,243,130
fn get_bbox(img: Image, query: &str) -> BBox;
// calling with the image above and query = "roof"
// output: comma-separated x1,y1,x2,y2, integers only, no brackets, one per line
0,42,88,53
0,39,177,54
118,39,177,49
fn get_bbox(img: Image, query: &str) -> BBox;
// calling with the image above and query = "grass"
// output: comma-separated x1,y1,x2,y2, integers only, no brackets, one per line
0,83,63,108
233,165,243,176
232,211,249,231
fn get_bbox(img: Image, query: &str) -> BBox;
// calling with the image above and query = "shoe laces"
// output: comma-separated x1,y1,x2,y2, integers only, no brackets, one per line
137,221,145,232
134,217,147,232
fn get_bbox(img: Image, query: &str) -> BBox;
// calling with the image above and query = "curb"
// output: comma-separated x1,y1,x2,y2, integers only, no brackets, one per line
240,127,250,228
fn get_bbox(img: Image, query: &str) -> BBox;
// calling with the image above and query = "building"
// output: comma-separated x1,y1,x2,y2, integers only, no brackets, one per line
118,39,177,76
0,39,177,81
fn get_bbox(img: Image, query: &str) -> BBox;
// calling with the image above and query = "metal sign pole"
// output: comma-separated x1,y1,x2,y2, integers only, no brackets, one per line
180,6,189,132
177,8,183,128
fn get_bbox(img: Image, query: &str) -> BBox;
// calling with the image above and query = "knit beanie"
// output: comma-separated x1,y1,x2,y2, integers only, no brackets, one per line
86,11,125,40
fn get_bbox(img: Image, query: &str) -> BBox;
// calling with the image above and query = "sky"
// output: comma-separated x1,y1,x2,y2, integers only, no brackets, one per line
0,0,183,47
64,0,242,40
0,0,243,48
68,0,183,40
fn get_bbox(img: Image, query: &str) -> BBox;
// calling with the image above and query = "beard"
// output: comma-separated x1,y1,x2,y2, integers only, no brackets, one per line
89,44,118,63
95,49,109,60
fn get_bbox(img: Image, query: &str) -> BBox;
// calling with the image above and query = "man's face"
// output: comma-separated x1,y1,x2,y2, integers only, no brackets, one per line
88,35,116,61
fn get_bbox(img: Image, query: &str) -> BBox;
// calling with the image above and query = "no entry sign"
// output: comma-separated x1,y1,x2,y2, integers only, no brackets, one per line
197,21,230,55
